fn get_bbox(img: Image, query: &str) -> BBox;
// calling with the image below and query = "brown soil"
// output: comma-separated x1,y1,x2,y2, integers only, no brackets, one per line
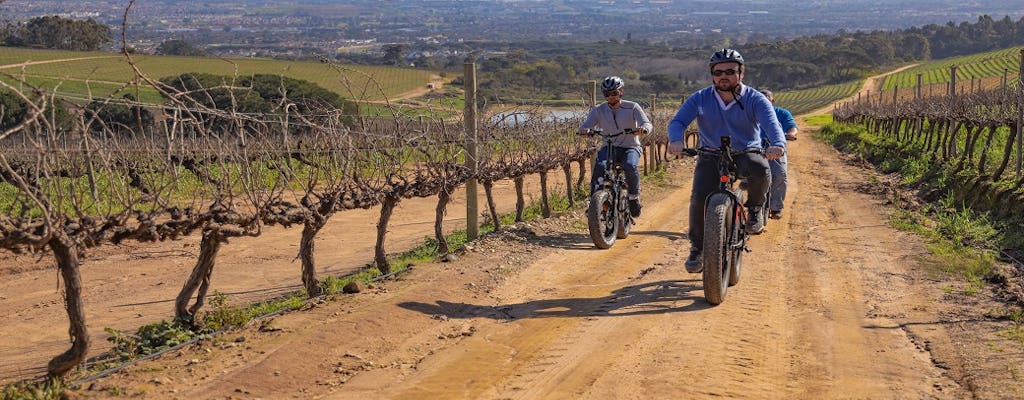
3,75,1024,398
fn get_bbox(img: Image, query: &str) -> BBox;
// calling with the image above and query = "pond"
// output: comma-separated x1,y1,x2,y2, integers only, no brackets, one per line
490,108,587,127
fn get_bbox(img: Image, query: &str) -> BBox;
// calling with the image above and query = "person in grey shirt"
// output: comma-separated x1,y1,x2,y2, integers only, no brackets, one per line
578,76,653,218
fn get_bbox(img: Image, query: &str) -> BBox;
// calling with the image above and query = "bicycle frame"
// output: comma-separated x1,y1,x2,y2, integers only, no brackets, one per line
585,128,636,248
597,139,628,200
709,137,746,229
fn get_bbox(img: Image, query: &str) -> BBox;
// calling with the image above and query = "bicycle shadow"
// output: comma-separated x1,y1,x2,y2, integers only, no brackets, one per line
539,230,689,250
398,279,712,321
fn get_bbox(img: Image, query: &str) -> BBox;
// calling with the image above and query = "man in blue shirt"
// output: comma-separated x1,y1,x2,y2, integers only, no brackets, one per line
667,48,786,273
579,76,653,218
758,89,799,220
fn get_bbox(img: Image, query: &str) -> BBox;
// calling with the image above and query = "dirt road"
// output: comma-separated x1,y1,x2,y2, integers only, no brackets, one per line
51,126,1024,399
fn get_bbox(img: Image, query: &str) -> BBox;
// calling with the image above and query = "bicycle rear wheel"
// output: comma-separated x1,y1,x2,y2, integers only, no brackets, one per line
702,193,732,305
587,189,617,249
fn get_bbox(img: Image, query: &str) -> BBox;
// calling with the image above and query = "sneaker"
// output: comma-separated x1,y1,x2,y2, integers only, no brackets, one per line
768,209,782,220
628,199,642,218
685,248,703,273
746,207,765,234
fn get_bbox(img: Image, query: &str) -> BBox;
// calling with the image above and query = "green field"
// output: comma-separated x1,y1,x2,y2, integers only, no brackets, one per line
773,80,863,116
881,47,1022,91
0,46,437,104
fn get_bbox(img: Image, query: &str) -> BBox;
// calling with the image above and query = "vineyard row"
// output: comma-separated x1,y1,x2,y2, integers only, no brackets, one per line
0,84,679,380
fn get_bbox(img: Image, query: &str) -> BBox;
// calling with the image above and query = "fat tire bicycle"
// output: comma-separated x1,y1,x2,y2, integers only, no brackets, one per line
583,128,637,249
681,136,764,305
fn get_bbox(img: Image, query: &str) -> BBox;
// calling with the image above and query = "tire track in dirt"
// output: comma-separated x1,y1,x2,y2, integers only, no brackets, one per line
368,167,795,399
769,135,960,398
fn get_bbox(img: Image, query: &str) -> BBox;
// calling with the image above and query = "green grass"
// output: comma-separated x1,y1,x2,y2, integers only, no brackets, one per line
801,114,833,126
1001,309,1024,343
1,378,66,400
1,46,438,103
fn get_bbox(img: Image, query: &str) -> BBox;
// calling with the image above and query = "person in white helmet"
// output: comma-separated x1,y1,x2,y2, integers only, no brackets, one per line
578,76,653,218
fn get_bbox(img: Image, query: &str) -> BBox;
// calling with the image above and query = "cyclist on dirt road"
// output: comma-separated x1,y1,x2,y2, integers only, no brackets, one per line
579,76,654,218
666,48,786,273
758,89,799,220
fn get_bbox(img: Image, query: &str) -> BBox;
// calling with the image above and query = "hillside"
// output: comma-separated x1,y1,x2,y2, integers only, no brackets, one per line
0,46,436,103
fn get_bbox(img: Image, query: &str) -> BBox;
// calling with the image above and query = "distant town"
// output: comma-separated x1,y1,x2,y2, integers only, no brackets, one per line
4,0,1024,60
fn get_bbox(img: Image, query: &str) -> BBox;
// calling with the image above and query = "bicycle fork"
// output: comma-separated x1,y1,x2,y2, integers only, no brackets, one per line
729,194,753,253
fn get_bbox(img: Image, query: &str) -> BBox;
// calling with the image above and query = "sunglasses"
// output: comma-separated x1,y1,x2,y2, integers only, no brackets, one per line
603,91,620,97
711,68,739,77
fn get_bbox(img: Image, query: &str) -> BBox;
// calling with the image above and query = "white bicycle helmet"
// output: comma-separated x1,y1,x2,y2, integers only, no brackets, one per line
600,76,624,93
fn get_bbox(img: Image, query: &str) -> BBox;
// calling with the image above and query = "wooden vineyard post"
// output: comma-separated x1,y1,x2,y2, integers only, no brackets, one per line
921,74,929,101
464,62,479,240
949,65,958,97
1017,50,1024,178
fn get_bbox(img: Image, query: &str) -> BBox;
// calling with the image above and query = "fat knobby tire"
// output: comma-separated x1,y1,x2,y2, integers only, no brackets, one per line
615,188,631,239
702,194,731,305
587,189,617,249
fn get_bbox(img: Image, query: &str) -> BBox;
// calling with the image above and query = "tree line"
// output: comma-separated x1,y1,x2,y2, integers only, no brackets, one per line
1,15,110,51
403,15,1024,103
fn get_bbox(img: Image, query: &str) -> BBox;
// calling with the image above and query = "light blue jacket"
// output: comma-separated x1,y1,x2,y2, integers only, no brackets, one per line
667,85,786,151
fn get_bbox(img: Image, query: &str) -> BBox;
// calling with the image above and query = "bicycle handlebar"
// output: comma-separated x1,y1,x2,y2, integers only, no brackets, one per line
580,127,638,138
679,146,763,158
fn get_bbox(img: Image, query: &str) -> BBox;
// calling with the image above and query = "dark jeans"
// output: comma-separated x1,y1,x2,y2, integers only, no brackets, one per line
592,146,641,197
688,152,770,250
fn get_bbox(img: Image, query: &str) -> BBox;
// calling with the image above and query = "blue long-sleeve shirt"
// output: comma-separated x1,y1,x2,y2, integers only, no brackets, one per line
578,99,653,149
667,85,786,151
774,106,797,133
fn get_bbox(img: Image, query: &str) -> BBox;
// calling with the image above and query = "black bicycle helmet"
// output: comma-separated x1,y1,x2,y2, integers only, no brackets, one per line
600,76,624,93
709,48,744,67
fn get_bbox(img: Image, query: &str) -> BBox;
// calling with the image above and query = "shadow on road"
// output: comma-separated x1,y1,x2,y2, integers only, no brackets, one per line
399,279,713,320
533,230,688,250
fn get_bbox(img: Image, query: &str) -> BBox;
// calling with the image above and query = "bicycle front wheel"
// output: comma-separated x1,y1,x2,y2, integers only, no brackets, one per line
615,187,631,239
702,193,732,305
587,189,617,249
